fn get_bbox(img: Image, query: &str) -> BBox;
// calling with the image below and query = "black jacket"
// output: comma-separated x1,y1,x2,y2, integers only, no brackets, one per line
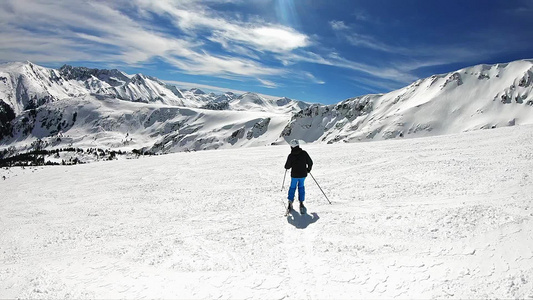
284,146,313,178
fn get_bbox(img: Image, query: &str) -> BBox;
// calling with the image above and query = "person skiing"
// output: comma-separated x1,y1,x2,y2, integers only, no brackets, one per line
284,139,313,213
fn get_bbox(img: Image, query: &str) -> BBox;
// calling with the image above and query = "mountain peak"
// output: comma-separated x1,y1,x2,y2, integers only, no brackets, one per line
59,64,127,82
190,88,205,95
1,59,533,163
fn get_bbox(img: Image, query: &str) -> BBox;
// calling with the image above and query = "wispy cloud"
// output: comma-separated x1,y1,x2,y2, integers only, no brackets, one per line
278,50,418,85
163,79,291,101
0,0,431,93
0,0,306,81
505,0,533,15
134,0,310,54
0,1,193,63
302,72,325,85
329,20,407,54
329,20,349,31
3,0,524,101
347,75,405,95
327,17,520,80
163,79,250,95
256,78,278,88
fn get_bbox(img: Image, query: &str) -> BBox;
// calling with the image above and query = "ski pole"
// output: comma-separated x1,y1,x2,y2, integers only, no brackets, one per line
309,172,332,204
281,169,287,191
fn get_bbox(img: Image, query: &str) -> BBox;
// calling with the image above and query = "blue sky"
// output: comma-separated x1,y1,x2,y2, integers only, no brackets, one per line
1,0,532,104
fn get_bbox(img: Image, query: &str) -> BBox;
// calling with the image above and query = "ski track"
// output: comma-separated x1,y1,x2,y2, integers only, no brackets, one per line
1,125,533,299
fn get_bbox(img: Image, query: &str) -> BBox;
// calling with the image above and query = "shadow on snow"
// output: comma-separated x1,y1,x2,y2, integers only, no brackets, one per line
287,209,319,229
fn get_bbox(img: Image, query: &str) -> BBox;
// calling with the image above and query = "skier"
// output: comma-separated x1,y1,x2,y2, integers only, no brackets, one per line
284,139,313,214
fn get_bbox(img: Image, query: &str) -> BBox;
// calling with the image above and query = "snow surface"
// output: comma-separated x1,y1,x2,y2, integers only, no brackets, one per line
1,124,533,299
0,61,307,155
2,59,533,159
283,59,533,144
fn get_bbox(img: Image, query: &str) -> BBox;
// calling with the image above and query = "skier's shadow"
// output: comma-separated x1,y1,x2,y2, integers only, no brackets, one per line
287,210,320,229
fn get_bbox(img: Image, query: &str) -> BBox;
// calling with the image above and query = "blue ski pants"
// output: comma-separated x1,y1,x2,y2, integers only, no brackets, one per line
288,177,306,202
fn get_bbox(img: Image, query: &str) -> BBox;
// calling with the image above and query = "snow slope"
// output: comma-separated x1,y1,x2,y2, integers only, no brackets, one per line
1,124,532,299
0,62,185,113
3,94,289,154
283,59,533,143
0,61,308,114
3,60,533,158
0,62,307,155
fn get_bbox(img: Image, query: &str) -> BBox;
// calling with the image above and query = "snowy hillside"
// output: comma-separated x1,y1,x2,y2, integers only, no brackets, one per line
228,92,308,113
2,59,533,165
1,124,532,298
0,62,307,161
0,62,308,112
2,95,290,154
282,59,533,143
0,62,185,113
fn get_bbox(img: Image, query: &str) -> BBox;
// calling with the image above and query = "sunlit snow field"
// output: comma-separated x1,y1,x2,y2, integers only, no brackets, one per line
1,125,533,299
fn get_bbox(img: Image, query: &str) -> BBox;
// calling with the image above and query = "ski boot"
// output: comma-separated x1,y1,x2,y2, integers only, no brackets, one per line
284,201,294,217
299,201,306,214
287,201,294,211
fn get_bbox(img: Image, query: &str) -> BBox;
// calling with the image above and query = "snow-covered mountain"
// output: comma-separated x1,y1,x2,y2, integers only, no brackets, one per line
282,59,533,143
1,59,533,165
0,62,185,114
0,62,307,113
0,62,308,162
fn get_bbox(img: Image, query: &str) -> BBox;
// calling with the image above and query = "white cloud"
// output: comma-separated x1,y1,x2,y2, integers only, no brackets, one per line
277,50,417,85
344,33,403,53
347,75,404,94
330,20,349,31
163,79,292,101
0,0,409,92
135,0,310,53
302,72,325,85
174,53,285,77
0,0,294,80
256,78,278,88
353,11,371,22
4,0,499,95
326,21,513,80
163,79,249,95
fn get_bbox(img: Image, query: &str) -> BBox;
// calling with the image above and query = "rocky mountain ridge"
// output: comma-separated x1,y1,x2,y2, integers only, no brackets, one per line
1,59,533,166
281,59,533,143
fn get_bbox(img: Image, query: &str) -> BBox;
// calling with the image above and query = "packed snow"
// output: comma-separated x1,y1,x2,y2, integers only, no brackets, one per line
1,124,533,299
